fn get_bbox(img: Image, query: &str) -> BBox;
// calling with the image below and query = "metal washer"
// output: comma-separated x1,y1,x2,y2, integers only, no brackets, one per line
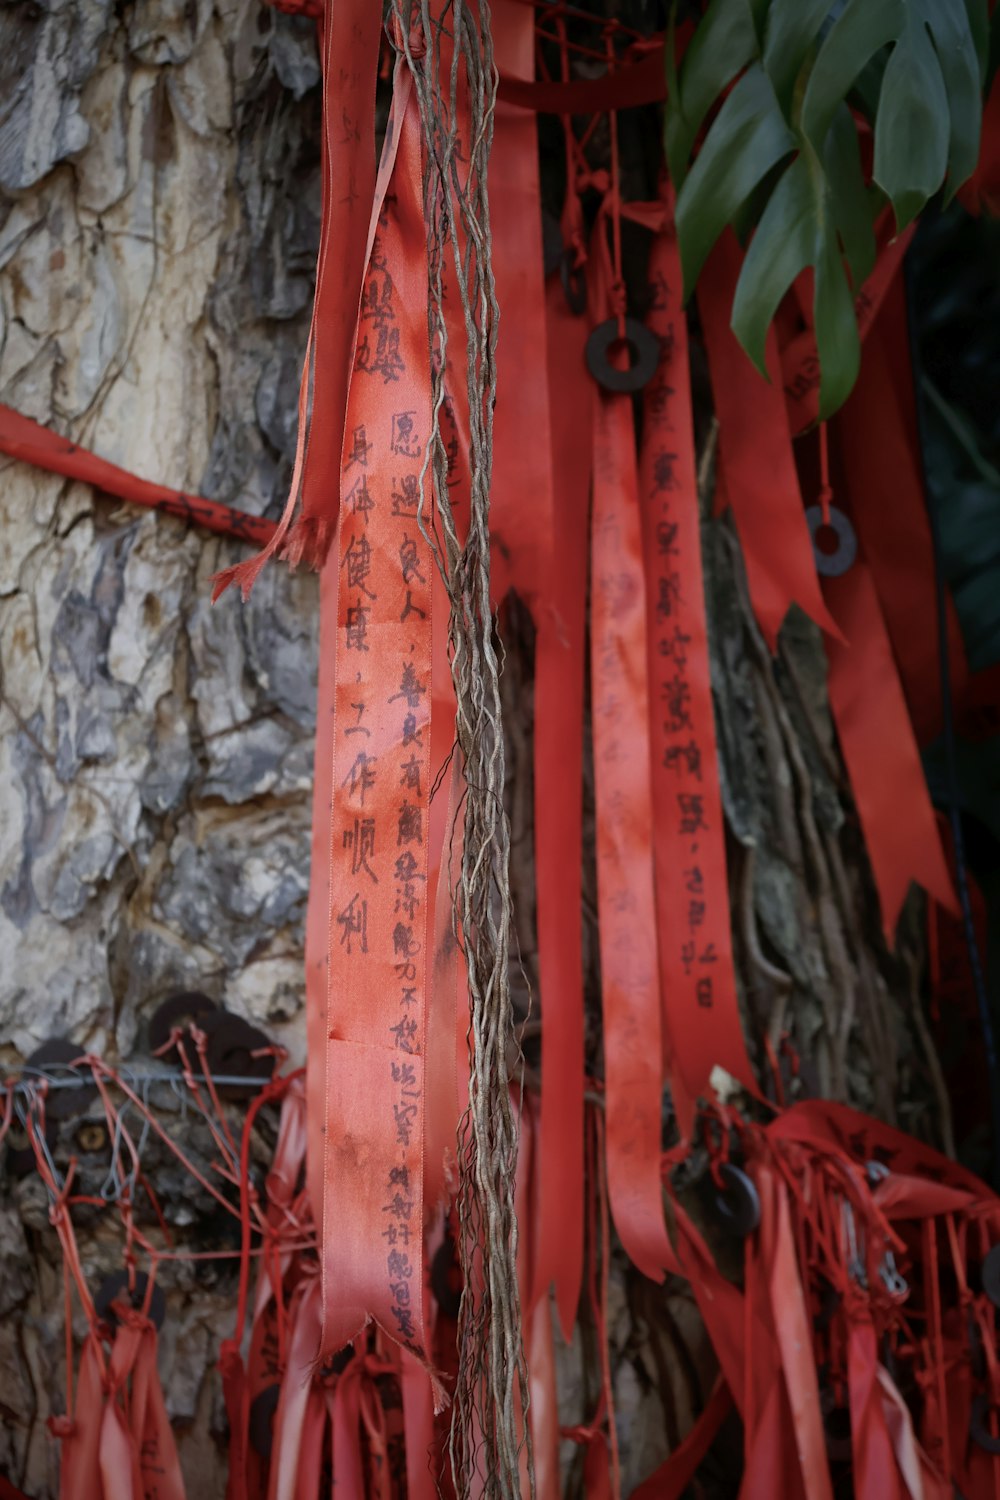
805,504,858,578
585,316,660,393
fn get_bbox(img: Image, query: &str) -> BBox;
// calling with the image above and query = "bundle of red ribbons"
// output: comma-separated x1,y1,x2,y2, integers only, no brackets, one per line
5,2,1000,1496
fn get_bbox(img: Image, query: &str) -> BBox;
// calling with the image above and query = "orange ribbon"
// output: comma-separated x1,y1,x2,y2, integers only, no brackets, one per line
319,65,437,1375
529,270,591,1334
588,211,674,1283
640,189,761,1133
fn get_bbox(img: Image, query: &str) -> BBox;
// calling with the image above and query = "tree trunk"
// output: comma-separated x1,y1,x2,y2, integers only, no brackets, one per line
0,5,944,1497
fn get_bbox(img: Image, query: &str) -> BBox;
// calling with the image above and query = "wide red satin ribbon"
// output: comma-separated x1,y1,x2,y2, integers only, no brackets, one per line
219,0,381,594
588,214,675,1283
529,272,590,1334
489,0,556,605
832,274,969,748
640,189,761,1133
821,557,957,939
698,232,841,651
320,67,437,1374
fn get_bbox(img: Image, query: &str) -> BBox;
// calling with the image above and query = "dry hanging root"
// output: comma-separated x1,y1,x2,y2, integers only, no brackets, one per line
388,5,531,1497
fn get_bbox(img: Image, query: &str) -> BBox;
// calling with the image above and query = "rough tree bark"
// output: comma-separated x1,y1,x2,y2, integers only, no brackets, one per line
0,4,944,1497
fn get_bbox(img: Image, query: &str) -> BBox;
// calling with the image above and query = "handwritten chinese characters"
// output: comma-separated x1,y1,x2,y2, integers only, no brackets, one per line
326,105,435,1365
639,218,756,1111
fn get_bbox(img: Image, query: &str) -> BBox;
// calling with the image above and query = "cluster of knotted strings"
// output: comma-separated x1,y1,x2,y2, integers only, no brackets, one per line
388,4,531,1496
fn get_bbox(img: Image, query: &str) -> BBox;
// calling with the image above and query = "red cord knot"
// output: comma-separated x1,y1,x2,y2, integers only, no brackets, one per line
48,1414,76,1439
560,1423,603,1445
387,9,427,60
575,166,610,199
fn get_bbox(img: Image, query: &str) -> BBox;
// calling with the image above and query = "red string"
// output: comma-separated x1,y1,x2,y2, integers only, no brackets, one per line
818,421,833,524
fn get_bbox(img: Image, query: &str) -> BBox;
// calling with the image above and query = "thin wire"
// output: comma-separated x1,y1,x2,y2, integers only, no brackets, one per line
1,1068,278,1095
904,245,1000,1191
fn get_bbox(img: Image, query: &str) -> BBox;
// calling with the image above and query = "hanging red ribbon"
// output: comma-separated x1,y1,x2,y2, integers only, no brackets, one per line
831,274,969,747
640,188,761,1134
821,556,958,939
319,66,438,1375
215,0,382,592
698,233,841,651
588,210,674,1284
489,0,556,604
781,217,916,436
529,272,590,1333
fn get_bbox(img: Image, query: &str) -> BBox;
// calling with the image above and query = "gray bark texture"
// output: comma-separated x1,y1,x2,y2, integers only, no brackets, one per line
0,4,944,1497
0,4,320,1494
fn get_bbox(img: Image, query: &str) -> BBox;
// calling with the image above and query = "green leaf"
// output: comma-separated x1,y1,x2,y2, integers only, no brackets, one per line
668,0,990,421
762,0,834,116
964,0,991,84
748,0,771,43
675,62,796,297
801,0,905,150
918,0,985,194
823,102,877,287
731,153,815,373
665,0,759,188
873,16,949,229
812,210,860,416
730,141,860,417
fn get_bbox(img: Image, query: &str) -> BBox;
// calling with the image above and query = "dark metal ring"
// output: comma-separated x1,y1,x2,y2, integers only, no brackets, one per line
585,316,659,393
560,251,587,317
249,1383,281,1458
712,1162,761,1238
201,1012,275,1098
805,504,858,578
981,1245,1000,1308
971,1394,1000,1454
94,1269,166,1331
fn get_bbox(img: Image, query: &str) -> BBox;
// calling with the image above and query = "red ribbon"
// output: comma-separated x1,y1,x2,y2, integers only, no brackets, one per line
640,189,761,1133
588,210,674,1283
698,233,841,651
319,64,438,1376
821,557,957,939
489,0,556,605
220,0,382,591
0,404,276,548
781,217,916,436
831,274,969,747
529,271,590,1333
